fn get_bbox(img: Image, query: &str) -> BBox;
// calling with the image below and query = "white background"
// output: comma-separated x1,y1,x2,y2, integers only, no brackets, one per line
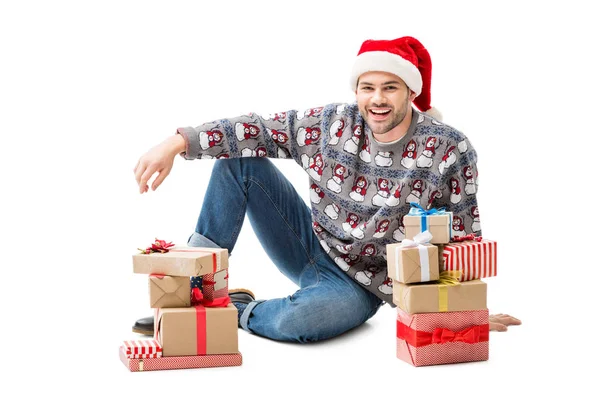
1,0,598,398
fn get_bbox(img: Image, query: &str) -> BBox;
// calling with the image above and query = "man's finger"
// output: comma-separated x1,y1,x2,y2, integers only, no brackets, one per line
139,166,157,194
152,167,170,191
491,315,521,326
134,160,147,185
489,322,507,332
133,159,140,174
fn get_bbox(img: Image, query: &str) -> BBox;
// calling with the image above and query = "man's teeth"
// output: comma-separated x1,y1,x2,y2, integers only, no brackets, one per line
371,109,390,114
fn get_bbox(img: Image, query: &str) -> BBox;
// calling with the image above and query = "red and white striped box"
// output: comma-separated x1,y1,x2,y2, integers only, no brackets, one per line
396,308,489,367
122,339,162,359
441,239,497,281
202,269,229,301
119,347,242,372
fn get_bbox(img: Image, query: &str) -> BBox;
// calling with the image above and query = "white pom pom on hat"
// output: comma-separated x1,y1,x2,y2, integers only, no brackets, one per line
350,36,442,121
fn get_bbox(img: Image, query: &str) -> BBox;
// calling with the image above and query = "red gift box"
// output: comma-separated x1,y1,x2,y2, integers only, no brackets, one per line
202,269,229,301
396,308,489,367
122,339,162,359
442,239,497,281
119,347,242,372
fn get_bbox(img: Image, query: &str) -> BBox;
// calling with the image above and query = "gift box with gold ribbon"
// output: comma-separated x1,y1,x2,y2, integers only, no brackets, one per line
396,308,489,366
392,272,486,313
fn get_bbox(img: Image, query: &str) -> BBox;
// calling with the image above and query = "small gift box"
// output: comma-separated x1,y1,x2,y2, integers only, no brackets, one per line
396,308,489,367
154,303,238,357
120,347,242,372
133,243,229,277
192,269,229,302
441,235,497,281
149,274,191,308
403,202,452,244
387,231,439,284
122,339,162,359
393,274,487,313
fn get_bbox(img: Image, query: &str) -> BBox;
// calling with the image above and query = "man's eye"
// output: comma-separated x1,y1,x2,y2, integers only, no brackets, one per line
386,86,397,90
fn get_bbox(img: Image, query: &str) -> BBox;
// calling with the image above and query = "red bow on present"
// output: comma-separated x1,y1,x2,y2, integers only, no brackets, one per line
138,238,175,254
451,234,483,243
431,326,482,344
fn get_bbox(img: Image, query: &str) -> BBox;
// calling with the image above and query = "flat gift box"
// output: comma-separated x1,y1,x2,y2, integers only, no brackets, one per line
396,308,489,367
120,347,242,372
149,275,191,308
386,242,439,284
442,239,497,281
393,279,486,313
133,246,228,277
122,339,162,359
154,304,238,357
404,213,452,244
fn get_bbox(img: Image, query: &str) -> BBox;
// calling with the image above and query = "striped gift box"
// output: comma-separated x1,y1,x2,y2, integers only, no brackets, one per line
442,239,497,281
119,347,242,372
123,339,162,359
202,269,229,301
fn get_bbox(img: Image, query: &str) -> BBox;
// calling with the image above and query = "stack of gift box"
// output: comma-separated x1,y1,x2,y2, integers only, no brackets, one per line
119,239,242,372
387,204,497,367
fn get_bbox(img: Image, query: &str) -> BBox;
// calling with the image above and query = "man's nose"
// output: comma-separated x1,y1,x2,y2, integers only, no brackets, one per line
372,88,385,103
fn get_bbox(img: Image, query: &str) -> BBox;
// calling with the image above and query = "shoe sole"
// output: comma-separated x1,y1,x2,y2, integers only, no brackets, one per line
132,327,153,336
228,288,255,298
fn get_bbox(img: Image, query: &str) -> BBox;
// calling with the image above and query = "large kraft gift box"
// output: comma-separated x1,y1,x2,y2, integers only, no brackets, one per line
386,241,439,284
441,238,497,281
120,347,242,372
133,246,228,276
403,203,452,244
396,308,489,366
154,304,238,357
393,279,486,314
149,275,191,308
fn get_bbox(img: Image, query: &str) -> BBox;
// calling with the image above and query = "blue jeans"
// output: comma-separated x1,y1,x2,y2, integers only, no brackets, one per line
187,158,383,343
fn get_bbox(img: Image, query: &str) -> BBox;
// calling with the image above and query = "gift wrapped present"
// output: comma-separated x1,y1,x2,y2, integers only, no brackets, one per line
120,347,242,372
396,308,489,367
148,274,191,308
441,235,497,281
403,202,452,244
393,274,486,313
122,339,162,359
387,231,439,284
133,244,228,277
191,269,229,303
154,303,238,357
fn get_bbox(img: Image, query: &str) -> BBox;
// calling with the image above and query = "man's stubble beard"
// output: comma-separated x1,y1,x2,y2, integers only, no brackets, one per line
363,91,410,136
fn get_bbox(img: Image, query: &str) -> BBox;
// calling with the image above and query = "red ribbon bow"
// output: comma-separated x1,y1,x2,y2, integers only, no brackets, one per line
138,238,175,254
397,320,489,347
451,234,483,243
431,326,482,344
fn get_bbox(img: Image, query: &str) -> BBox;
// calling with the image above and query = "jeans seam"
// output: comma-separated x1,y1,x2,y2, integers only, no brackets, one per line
228,195,247,250
244,176,315,264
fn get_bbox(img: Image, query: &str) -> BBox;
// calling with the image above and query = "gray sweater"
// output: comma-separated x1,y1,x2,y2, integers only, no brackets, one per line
177,103,481,305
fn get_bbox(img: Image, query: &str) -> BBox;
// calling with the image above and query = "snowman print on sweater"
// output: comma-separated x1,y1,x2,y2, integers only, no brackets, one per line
301,152,325,181
355,265,381,286
241,145,267,158
261,111,287,122
326,164,352,193
438,144,457,174
378,277,393,295
359,134,371,163
269,128,290,158
401,139,418,169
309,183,325,204
335,253,359,271
329,119,345,146
416,136,442,168
392,217,405,241
324,202,340,220
452,215,466,237
427,189,443,209
372,178,392,206
471,206,481,232
235,122,261,141
296,107,323,121
349,176,369,202
343,125,362,155
296,126,322,147
199,129,224,150
335,243,354,254
375,151,394,167
463,166,477,195
386,182,404,207
405,179,424,204
373,219,391,238
342,212,361,232
312,222,330,253
351,221,367,240
449,177,462,204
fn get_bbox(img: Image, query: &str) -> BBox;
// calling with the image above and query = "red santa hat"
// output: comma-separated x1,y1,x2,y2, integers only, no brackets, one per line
350,36,442,121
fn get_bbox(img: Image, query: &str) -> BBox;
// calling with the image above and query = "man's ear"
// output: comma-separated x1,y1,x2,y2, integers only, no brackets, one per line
409,90,417,102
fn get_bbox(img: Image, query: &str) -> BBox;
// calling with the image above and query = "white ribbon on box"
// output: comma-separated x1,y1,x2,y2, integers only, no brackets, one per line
396,230,433,282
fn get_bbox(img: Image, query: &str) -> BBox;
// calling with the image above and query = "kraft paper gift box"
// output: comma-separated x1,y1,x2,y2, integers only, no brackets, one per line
386,231,439,284
154,304,238,357
122,339,162,359
393,278,487,313
441,237,497,281
133,246,229,277
149,275,191,308
396,308,489,367
403,202,452,244
120,347,242,372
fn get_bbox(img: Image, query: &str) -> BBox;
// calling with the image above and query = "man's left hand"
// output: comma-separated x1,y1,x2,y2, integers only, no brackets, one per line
489,314,521,331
